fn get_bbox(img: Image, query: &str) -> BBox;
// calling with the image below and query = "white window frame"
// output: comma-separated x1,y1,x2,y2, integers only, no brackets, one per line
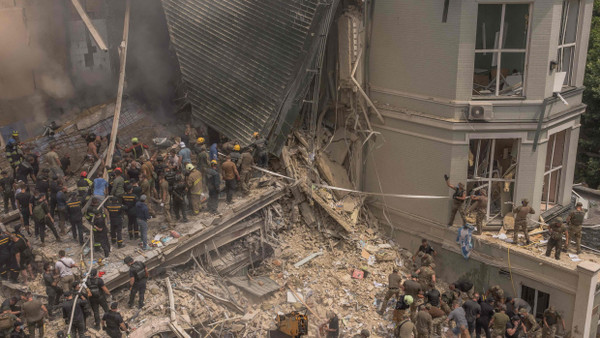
542,130,567,211
473,3,532,97
557,0,581,88
467,138,520,223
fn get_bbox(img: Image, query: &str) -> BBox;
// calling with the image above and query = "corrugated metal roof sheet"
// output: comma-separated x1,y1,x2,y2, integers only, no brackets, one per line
161,0,334,149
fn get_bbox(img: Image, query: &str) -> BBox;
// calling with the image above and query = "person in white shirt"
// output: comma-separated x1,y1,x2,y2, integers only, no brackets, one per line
55,249,77,292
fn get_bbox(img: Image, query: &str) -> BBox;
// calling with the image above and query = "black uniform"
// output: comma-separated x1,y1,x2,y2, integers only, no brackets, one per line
105,200,125,246
172,180,187,221
67,199,84,244
15,162,33,184
0,234,10,279
43,271,62,314
9,237,30,282
35,177,49,202
15,191,32,228
0,176,15,213
77,178,92,202
62,298,87,337
206,168,220,213
253,137,268,168
93,212,110,257
128,261,147,309
103,310,126,338
121,193,138,239
86,276,109,327
49,179,60,217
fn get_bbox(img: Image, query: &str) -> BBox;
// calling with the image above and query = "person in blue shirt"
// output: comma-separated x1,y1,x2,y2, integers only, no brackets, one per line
209,143,218,161
93,173,108,201
135,195,150,250
178,142,192,168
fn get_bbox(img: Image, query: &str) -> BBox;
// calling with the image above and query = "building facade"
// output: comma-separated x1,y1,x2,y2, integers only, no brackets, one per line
364,0,600,336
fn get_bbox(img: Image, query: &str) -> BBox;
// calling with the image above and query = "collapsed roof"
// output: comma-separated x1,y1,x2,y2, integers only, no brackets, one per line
161,0,337,152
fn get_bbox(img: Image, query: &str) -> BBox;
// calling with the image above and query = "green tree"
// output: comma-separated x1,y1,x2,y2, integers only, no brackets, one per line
578,0,600,188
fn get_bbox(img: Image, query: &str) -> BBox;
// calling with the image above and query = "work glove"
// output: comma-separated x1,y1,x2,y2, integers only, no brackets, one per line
444,174,449,181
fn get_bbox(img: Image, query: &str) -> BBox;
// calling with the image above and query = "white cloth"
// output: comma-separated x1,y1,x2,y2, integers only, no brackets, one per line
55,257,75,277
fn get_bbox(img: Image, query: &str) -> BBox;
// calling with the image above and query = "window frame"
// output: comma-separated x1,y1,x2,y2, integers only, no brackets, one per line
557,0,581,88
467,138,520,223
541,130,568,211
473,3,533,98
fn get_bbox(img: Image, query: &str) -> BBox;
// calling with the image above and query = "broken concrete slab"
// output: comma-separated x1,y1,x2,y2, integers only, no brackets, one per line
323,128,358,164
227,276,280,298
294,251,323,267
316,154,354,199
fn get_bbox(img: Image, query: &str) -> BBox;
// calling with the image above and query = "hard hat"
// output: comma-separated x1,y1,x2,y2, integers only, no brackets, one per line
114,167,122,173
554,217,563,223
522,198,529,204
211,159,218,165
80,171,87,177
576,201,583,207
197,137,205,144
11,130,18,137
404,295,414,305
233,144,241,151
253,132,259,137
131,137,139,144
186,163,194,171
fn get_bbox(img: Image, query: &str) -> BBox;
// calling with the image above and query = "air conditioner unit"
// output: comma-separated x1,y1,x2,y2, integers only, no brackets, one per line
468,104,493,121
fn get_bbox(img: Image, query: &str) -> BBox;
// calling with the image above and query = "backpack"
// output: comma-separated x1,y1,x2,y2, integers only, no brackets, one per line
33,203,46,222
87,278,101,298
131,262,146,281
0,312,14,330
395,296,410,310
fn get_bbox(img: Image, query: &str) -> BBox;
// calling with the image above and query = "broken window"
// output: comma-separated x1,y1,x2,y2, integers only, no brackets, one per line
541,130,567,211
521,284,550,320
467,138,519,223
558,0,580,88
473,4,530,97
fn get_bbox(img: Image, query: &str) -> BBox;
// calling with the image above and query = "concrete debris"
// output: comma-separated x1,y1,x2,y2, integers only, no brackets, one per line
294,251,324,268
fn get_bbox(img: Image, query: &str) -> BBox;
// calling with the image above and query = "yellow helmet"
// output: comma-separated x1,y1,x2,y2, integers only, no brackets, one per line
11,130,18,137
233,144,240,151
210,160,218,165
253,132,259,138
197,137,205,144
131,137,139,144
186,163,194,171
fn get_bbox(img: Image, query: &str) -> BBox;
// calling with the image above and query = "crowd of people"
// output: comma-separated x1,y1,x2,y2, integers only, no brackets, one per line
0,127,269,336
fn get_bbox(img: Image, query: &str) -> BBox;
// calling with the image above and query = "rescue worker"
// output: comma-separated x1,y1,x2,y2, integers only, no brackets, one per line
237,149,254,195
32,194,61,245
512,198,535,245
221,155,240,204
186,163,203,215
106,196,125,248
158,174,172,224
378,268,402,314
486,285,505,305
136,195,150,250
489,305,510,338
469,189,488,234
0,230,9,280
61,291,87,337
5,134,23,177
230,144,241,164
77,171,93,202
49,175,60,219
427,303,447,337
444,174,466,227
545,217,566,260
66,193,84,245
42,262,62,317
0,170,16,213
252,132,268,168
206,160,220,214
102,302,129,338
110,168,125,200
178,142,192,168
415,304,433,338
542,306,565,338
520,308,541,338
15,156,35,184
565,201,586,254
172,175,188,222
35,171,49,203
10,232,32,283
92,207,110,257
416,264,436,291
86,268,111,330
195,140,210,181
124,256,148,309
55,184,68,235
15,183,33,236
124,137,149,159
121,186,139,240
21,292,48,338
393,294,414,324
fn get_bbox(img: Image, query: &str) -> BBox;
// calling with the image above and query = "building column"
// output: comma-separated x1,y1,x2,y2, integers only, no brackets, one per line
572,261,600,337
559,125,581,205
515,140,547,217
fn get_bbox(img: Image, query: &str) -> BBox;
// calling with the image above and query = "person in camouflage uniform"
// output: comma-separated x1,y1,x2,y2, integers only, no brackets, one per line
565,202,586,254
543,306,565,338
512,198,535,245
545,217,566,260
520,308,542,338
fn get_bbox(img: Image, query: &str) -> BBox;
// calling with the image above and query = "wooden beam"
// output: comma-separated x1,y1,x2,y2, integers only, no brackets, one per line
105,0,131,172
69,0,108,51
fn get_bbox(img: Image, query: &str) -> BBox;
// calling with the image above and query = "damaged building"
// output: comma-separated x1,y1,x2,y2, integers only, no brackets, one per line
1,0,600,337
